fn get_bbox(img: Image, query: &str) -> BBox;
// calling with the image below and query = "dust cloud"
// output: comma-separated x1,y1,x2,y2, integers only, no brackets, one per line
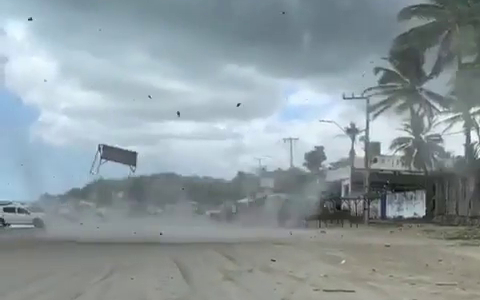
36,204,311,244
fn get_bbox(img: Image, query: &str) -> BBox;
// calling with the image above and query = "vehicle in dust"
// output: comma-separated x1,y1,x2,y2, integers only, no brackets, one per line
0,201,46,228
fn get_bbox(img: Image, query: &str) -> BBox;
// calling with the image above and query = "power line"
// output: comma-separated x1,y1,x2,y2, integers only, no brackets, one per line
282,137,299,168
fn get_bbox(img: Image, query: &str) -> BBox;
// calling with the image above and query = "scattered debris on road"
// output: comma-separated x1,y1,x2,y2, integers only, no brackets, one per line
435,282,458,286
322,289,356,293
270,259,277,262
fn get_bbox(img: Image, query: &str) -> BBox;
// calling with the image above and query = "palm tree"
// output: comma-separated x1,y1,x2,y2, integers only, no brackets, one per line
390,112,446,218
390,113,446,172
440,93,480,162
394,0,480,78
365,47,449,120
319,120,364,170
343,122,363,170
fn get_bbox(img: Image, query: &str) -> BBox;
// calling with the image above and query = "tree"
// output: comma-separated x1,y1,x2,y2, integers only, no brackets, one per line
394,0,480,78
366,47,448,120
440,92,480,163
344,122,363,170
390,112,446,218
390,113,446,172
303,146,327,174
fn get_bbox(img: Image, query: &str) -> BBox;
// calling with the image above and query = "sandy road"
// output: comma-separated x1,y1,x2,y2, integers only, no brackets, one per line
1,225,480,300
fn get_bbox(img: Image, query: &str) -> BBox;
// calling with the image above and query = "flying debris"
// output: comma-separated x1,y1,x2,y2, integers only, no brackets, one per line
281,11,286,15
28,17,33,21
177,111,181,117
89,144,138,175
148,95,152,99
236,103,241,107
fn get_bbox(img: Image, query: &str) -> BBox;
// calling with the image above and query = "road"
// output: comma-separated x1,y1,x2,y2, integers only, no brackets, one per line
1,223,480,300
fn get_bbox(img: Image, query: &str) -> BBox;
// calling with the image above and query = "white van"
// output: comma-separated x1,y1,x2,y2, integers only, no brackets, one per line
0,201,46,228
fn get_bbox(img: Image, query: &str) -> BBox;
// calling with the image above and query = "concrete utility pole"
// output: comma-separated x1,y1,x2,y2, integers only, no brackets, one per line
342,91,371,224
283,137,299,169
254,157,264,172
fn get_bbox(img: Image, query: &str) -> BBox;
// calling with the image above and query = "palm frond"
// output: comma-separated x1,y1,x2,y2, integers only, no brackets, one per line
373,67,408,85
429,30,455,78
398,4,447,22
368,93,400,119
390,136,413,152
363,84,399,96
393,21,449,53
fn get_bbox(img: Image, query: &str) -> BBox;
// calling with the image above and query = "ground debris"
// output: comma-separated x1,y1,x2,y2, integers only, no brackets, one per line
322,289,356,293
384,243,391,247
270,259,276,262
435,282,458,286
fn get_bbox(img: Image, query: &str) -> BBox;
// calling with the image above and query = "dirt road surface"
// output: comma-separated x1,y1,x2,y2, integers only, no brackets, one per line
1,224,480,300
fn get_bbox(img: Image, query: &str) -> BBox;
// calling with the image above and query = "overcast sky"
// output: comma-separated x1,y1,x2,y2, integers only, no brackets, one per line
0,0,467,198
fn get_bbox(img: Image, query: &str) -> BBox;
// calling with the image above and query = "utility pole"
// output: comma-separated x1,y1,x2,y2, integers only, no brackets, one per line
283,137,299,169
254,157,264,172
342,92,371,224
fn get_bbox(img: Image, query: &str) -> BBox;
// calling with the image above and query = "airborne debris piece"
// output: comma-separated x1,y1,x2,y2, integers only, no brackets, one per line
177,111,181,117
340,259,346,264
44,79,47,82
281,11,286,15
159,232,163,236
90,144,138,175
236,103,241,107
28,17,33,21
148,95,152,99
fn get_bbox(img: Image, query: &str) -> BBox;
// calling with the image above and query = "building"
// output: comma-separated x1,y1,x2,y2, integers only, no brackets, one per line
325,142,455,219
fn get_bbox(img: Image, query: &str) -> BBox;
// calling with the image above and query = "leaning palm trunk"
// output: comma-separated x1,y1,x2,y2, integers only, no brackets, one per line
464,124,473,163
423,166,433,219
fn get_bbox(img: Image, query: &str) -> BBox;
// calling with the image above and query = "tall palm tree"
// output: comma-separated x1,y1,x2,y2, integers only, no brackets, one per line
440,93,480,162
365,47,449,120
344,122,363,169
390,112,446,173
394,0,480,78
390,112,446,218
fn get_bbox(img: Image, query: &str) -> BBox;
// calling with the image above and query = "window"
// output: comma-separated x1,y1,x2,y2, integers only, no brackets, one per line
3,207,16,213
17,208,29,215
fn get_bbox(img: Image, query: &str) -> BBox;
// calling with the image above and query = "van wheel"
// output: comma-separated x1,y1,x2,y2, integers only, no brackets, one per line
33,218,45,229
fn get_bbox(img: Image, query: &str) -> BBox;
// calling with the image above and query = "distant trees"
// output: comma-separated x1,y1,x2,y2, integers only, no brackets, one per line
303,145,327,174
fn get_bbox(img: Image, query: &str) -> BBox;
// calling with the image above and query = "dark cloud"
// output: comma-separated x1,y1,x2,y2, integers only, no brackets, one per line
6,0,405,79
